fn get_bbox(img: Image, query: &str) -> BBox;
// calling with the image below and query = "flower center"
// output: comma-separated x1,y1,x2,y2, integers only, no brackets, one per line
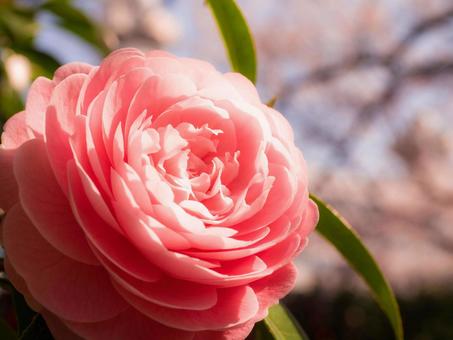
138,122,238,217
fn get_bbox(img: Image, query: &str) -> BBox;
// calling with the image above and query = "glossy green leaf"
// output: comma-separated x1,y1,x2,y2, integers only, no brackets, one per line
0,64,23,120
0,6,38,47
0,318,17,340
10,47,60,79
206,0,257,83
311,194,404,340
0,83,23,120
249,321,272,340
0,278,50,339
251,304,309,340
11,289,36,337
19,314,52,340
0,277,36,338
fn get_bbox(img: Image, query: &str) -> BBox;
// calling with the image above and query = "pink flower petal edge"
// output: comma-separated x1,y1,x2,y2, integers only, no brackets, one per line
0,48,318,339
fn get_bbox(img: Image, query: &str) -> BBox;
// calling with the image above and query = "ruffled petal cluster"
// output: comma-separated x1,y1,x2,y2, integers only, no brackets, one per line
0,49,318,340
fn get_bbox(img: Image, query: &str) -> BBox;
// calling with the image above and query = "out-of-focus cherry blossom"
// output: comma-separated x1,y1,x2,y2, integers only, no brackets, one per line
103,0,181,50
9,0,453,296
4,53,32,91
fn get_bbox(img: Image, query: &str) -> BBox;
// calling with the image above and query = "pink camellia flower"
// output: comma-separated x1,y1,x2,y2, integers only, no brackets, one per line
0,49,318,339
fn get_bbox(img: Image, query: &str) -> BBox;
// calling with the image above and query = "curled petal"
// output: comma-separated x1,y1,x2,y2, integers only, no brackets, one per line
65,308,194,340
0,48,317,340
3,204,127,323
113,283,259,331
14,139,98,265
0,148,19,212
25,77,54,136
53,62,93,83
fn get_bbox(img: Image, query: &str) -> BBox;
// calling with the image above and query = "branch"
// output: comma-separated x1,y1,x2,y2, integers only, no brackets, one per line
391,7,453,58
281,6,453,98
279,7,453,187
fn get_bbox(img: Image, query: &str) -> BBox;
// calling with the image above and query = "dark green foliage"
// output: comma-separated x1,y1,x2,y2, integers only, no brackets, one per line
312,195,403,340
285,290,453,340
0,0,110,123
206,0,257,83
20,315,53,340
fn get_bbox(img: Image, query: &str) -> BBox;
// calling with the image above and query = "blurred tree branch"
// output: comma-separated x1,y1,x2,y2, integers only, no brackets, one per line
0,0,109,121
279,6,453,190
282,7,453,94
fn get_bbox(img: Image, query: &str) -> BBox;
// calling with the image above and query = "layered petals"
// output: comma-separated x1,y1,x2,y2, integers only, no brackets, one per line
0,48,318,340
2,205,127,323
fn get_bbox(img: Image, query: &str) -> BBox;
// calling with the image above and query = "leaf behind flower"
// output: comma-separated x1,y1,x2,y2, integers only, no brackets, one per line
39,0,109,55
311,194,404,340
251,304,309,340
206,0,257,83
19,314,53,340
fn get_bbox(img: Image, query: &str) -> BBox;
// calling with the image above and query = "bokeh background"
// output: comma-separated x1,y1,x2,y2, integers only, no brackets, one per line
1,1,452,339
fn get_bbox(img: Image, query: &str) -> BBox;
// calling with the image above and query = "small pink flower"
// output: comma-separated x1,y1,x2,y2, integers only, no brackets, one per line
0,49,318,340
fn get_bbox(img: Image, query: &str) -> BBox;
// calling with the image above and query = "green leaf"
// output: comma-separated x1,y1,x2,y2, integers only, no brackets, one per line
10,47,60,79
0,318,17,340
0,278,51,339
206,0,257,83
0,6,38,47
249,321,271,340
251,304,309,340
40,0,109,55
311,194,404,340
19,314,53,340
11,289,36,337
0,83,23,120
0,65,23,120
0,277,36,338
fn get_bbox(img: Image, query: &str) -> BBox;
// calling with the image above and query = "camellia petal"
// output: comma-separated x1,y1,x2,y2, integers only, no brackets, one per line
25,77,54,136
13,139,98,265
3,205,127,323
0,48,318,339
65,308,194,340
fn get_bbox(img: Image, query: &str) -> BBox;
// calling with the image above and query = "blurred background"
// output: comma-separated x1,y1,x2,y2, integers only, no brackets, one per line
0,0,452,339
